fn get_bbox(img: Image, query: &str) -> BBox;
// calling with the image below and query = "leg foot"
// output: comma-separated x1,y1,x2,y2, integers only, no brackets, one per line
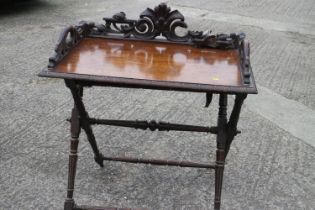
64,198,75,210
94,153,104,167
214,149,225,210
214,201,221,210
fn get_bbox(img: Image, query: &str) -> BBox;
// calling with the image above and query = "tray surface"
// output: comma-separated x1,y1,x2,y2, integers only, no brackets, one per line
51,38,243,87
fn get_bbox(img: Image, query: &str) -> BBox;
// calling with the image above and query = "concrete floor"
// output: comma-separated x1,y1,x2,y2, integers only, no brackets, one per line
0,0,315,209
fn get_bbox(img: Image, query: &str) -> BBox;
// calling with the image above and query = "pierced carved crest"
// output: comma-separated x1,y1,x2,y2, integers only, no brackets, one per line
92,3,245,48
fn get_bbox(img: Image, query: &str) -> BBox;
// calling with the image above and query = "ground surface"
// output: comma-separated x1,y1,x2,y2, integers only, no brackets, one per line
0,0,315,210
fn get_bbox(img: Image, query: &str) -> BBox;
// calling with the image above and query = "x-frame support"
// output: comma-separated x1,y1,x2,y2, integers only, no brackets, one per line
64,79,247,210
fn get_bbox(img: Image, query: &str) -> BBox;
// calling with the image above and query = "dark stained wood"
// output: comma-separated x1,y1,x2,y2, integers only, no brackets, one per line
39,3,257,210
101,3,245,47
100,155,216,169
52,38,243,87
88,118,218,133
64,107,80,210
214,94,228,210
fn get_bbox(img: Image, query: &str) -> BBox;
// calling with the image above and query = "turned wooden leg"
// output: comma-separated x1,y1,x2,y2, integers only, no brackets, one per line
214,94,228,210
65,79,104,167
215,149,225,210
64,107,81,210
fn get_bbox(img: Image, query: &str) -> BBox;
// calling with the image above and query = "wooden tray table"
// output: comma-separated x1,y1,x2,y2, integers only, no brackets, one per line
39,3,257,210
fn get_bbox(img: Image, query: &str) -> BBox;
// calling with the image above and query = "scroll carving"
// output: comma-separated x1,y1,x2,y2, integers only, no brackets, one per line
97,3,245,48
48,21,95,68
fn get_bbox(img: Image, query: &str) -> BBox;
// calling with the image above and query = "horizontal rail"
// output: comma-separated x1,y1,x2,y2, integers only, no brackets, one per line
88,118,218,133
101,155,216,169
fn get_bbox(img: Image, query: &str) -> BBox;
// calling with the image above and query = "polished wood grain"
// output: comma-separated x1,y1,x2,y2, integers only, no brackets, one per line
53,38,242,86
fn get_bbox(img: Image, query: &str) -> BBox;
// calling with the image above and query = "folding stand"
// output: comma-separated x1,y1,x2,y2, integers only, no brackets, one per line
39,3,257,210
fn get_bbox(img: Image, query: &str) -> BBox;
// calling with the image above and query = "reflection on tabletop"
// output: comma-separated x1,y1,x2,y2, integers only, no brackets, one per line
55,38,242,86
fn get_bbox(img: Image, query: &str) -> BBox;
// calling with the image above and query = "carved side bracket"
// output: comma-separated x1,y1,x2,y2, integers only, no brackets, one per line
239,41,251,84
48,21,96,68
